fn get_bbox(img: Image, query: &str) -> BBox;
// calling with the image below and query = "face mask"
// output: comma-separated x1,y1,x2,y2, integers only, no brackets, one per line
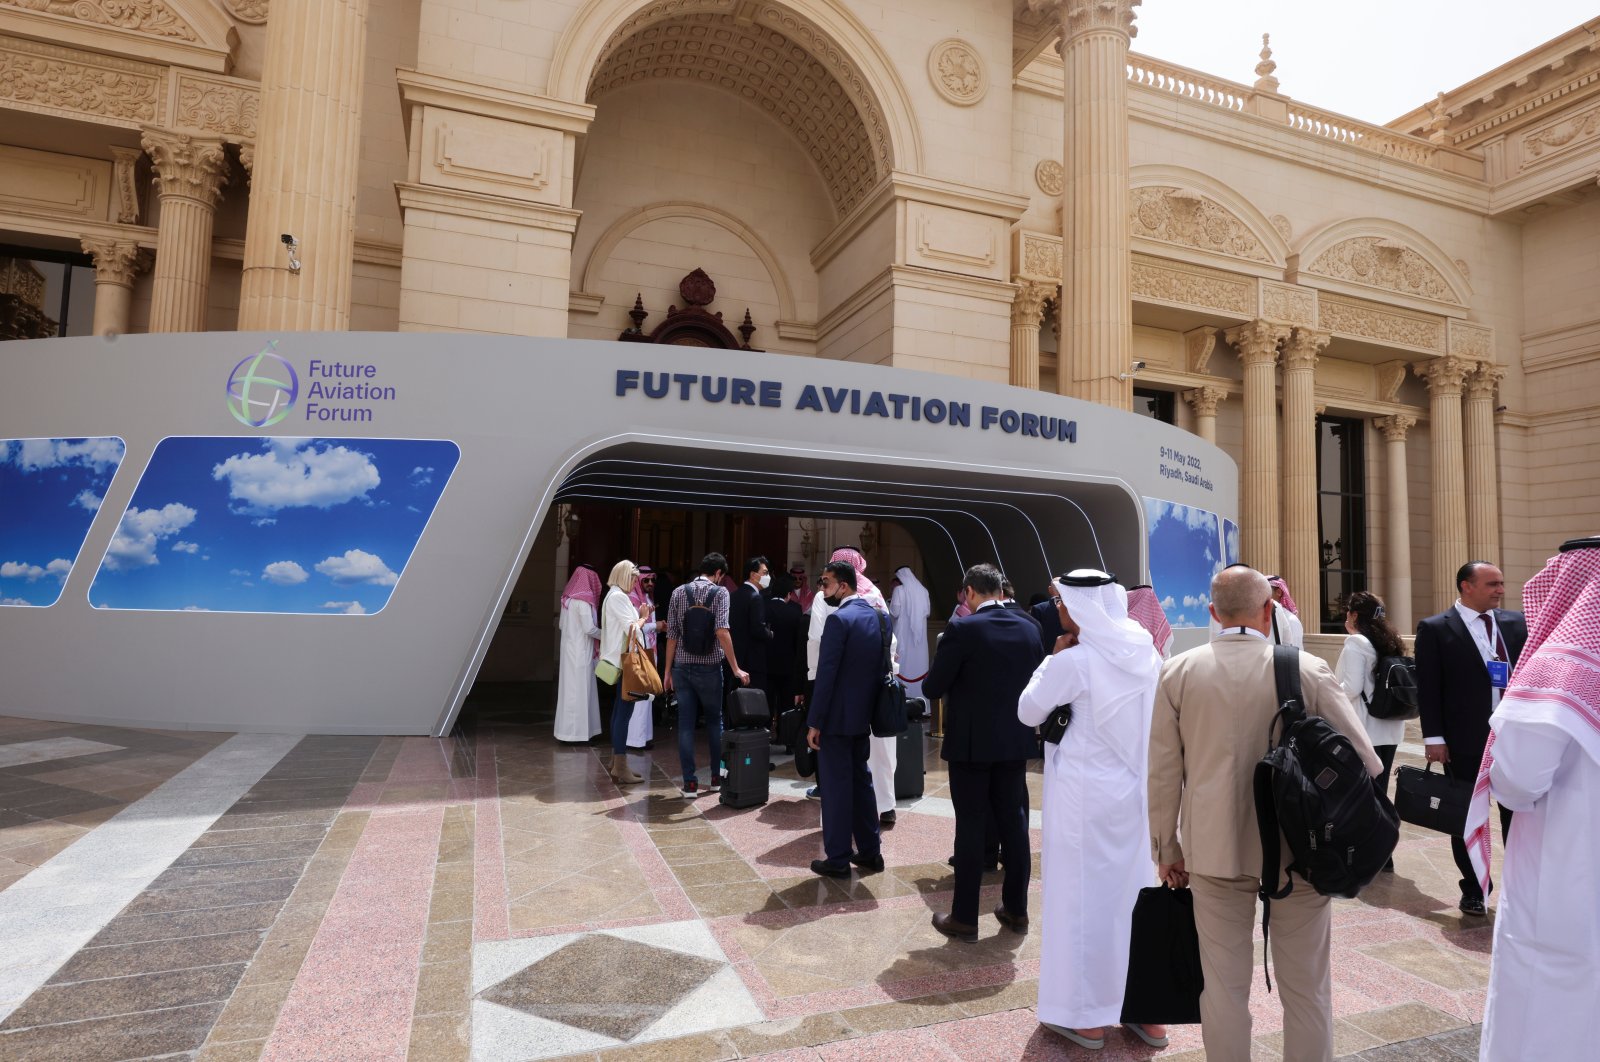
758,574,771,589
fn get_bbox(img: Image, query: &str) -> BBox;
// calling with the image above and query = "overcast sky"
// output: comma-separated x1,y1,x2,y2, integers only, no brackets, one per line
1133,1,1597,126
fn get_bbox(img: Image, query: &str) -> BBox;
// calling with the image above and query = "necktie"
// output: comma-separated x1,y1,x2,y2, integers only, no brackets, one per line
1479,613,1507,662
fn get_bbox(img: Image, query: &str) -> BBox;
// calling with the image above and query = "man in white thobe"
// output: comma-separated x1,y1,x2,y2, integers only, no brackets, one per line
889,566,931,700
1018,570,1164,1052
554,564,603,742
1472,537,1600,1062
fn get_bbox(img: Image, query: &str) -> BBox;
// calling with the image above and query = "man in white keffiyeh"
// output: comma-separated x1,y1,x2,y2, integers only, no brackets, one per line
1473,537,1600,1061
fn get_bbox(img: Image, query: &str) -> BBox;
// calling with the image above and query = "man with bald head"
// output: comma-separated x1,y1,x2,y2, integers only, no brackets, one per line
1149,565,1381,1062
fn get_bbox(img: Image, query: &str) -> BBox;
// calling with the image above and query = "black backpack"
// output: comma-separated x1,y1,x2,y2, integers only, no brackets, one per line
1253,645,1398,988
1366,654,1420,720
680,583,721,656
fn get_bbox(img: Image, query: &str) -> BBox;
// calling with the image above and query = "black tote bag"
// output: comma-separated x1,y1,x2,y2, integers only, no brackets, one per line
1119,886,1204,1026
1394,762,1471,836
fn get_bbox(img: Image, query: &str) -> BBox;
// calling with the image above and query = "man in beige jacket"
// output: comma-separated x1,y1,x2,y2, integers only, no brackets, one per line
1148,566,1381,1062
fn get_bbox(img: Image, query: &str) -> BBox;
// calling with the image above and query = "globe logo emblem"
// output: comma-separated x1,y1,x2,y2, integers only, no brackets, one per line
226,346,299,428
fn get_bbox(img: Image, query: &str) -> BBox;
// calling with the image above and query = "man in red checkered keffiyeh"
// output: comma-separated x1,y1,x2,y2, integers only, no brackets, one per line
1125,584,1174,659
1474,537,1600,1061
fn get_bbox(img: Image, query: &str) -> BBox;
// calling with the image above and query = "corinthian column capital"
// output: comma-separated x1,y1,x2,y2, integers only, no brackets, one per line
1465,361,1506,400
1224,319,1289,367
1375,413,1417,442
1413,354,1473,397
140,127,229,206
1281,327,1330,370
80,239,151,288
1033,0,1139,41
1183,385,1228,418
1011,278,1054,327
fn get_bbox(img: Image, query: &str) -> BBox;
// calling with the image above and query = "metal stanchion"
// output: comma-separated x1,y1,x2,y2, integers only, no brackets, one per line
929,696,944,740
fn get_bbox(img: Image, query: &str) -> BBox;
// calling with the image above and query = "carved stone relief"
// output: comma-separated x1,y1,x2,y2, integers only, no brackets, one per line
1034,159,1063,197
1304,236,1457,305
1376,361,1409,403
174,73,259,140
1447,318,1494,360
0,38,162,126
1523,104,1599,159
927,38,986,106
1,0,198,40
1016,231,1062,282
110,145,142,223
1260,280,1317,327
1130,186,1274,264
221,0,267,23
1318,292,1446,354
1131,255,1255,316
1270,214,1292,241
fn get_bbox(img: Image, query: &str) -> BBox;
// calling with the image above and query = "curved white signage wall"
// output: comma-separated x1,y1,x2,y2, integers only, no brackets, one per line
0,334,1237,735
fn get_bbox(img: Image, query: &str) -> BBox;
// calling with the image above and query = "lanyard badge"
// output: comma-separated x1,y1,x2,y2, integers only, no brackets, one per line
1486,660,1510,689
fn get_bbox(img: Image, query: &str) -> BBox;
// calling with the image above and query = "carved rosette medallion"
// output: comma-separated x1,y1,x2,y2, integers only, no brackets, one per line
1305,236,1455,304
1034,159,1063,197
927,38,986,106
222,0,268,23
1,0,200,39
1130,187,1272,263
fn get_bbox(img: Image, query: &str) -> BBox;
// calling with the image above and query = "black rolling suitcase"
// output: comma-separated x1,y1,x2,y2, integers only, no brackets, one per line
894,718,924,800
721,729,770,808
726,687,770,729
777,706,808,752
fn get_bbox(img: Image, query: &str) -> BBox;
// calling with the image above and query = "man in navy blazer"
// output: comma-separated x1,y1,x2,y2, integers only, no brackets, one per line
806,559,886,877
923,563,1044,940
1415,560,1527,915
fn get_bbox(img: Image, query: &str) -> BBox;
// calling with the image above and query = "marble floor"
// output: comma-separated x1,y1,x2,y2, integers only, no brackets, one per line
0,689,1497,1061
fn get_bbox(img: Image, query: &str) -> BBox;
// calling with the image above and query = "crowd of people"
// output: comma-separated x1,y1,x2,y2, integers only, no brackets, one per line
548,537,1598,1061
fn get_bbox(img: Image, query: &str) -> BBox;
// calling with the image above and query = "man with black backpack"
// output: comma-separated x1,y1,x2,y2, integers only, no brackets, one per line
663,553,750,796
1149,566,1382,1062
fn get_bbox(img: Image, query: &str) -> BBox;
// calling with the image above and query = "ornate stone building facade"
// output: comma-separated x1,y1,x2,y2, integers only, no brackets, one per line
1,0,1596,632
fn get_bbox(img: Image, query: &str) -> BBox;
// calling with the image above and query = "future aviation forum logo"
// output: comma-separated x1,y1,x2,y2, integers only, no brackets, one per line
226,345,299,428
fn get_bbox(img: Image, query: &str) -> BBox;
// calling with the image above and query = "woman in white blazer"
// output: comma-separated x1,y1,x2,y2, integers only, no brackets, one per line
1335,589,1408,871
600,560,649,785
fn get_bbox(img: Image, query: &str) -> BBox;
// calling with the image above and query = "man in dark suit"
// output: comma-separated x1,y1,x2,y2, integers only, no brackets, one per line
763,570,806,737
1416,560,1528,915
923,564,1045,941
728,556,773,713
806,559,885,878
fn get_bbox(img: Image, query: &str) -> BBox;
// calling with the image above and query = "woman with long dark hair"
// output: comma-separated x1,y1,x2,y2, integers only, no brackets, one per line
1336,590,1407,871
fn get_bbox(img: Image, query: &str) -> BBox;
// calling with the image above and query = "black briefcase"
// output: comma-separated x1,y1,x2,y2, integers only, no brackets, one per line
1393,762,1471,836
1119,886,1203,1026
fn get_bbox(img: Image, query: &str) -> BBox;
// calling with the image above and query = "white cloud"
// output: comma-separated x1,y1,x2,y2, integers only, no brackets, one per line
409,466,434,487
103,503,197,571
1159,595,1176,610
1,561,44,581
212,440,380,514
1,596,31,606
322,600,368,615
229,568,251,577
8,437,124,473
262,560,309,586
405,505,421,513
45,558,70,580
181,605,210,611
252,517,277,527
172,541,199,554
75,489,103,512
1182,593,1208,608
315,549,398,586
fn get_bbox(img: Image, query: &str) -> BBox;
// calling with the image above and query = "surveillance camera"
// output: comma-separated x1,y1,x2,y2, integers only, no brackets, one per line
280,233,295,246
279,234,301,274
1131,360,1147,372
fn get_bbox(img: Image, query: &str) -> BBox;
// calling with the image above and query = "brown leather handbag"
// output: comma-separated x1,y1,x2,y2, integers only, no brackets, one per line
620,627,663,700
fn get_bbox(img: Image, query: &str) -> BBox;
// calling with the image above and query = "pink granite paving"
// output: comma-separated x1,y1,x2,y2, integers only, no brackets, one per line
260,806,445,1062
473,730,509,941
815,1026,964,1059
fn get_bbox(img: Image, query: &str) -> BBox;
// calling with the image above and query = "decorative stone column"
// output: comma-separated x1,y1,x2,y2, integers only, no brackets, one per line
1226,320,1289,573
1053,0,1138,409
1009,279,1052,389
1375,414,1417,633
1416,356,1473,613
1182,385,1227,444
79,238,149,337
238,0,370,330
1463,362,1505,564
1281,327,1329,621
141,128,228,333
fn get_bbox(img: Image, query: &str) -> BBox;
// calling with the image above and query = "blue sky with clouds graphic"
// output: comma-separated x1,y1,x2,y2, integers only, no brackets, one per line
0,438,126,607
1145,497,1225,629
89,437,458,615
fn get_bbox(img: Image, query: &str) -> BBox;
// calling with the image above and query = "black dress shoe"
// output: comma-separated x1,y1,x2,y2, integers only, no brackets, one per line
1460,897,1488,916
879,810,896,827
994,904,1029,934
811,858,852,879
849,851,885,873
931,912,979,943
